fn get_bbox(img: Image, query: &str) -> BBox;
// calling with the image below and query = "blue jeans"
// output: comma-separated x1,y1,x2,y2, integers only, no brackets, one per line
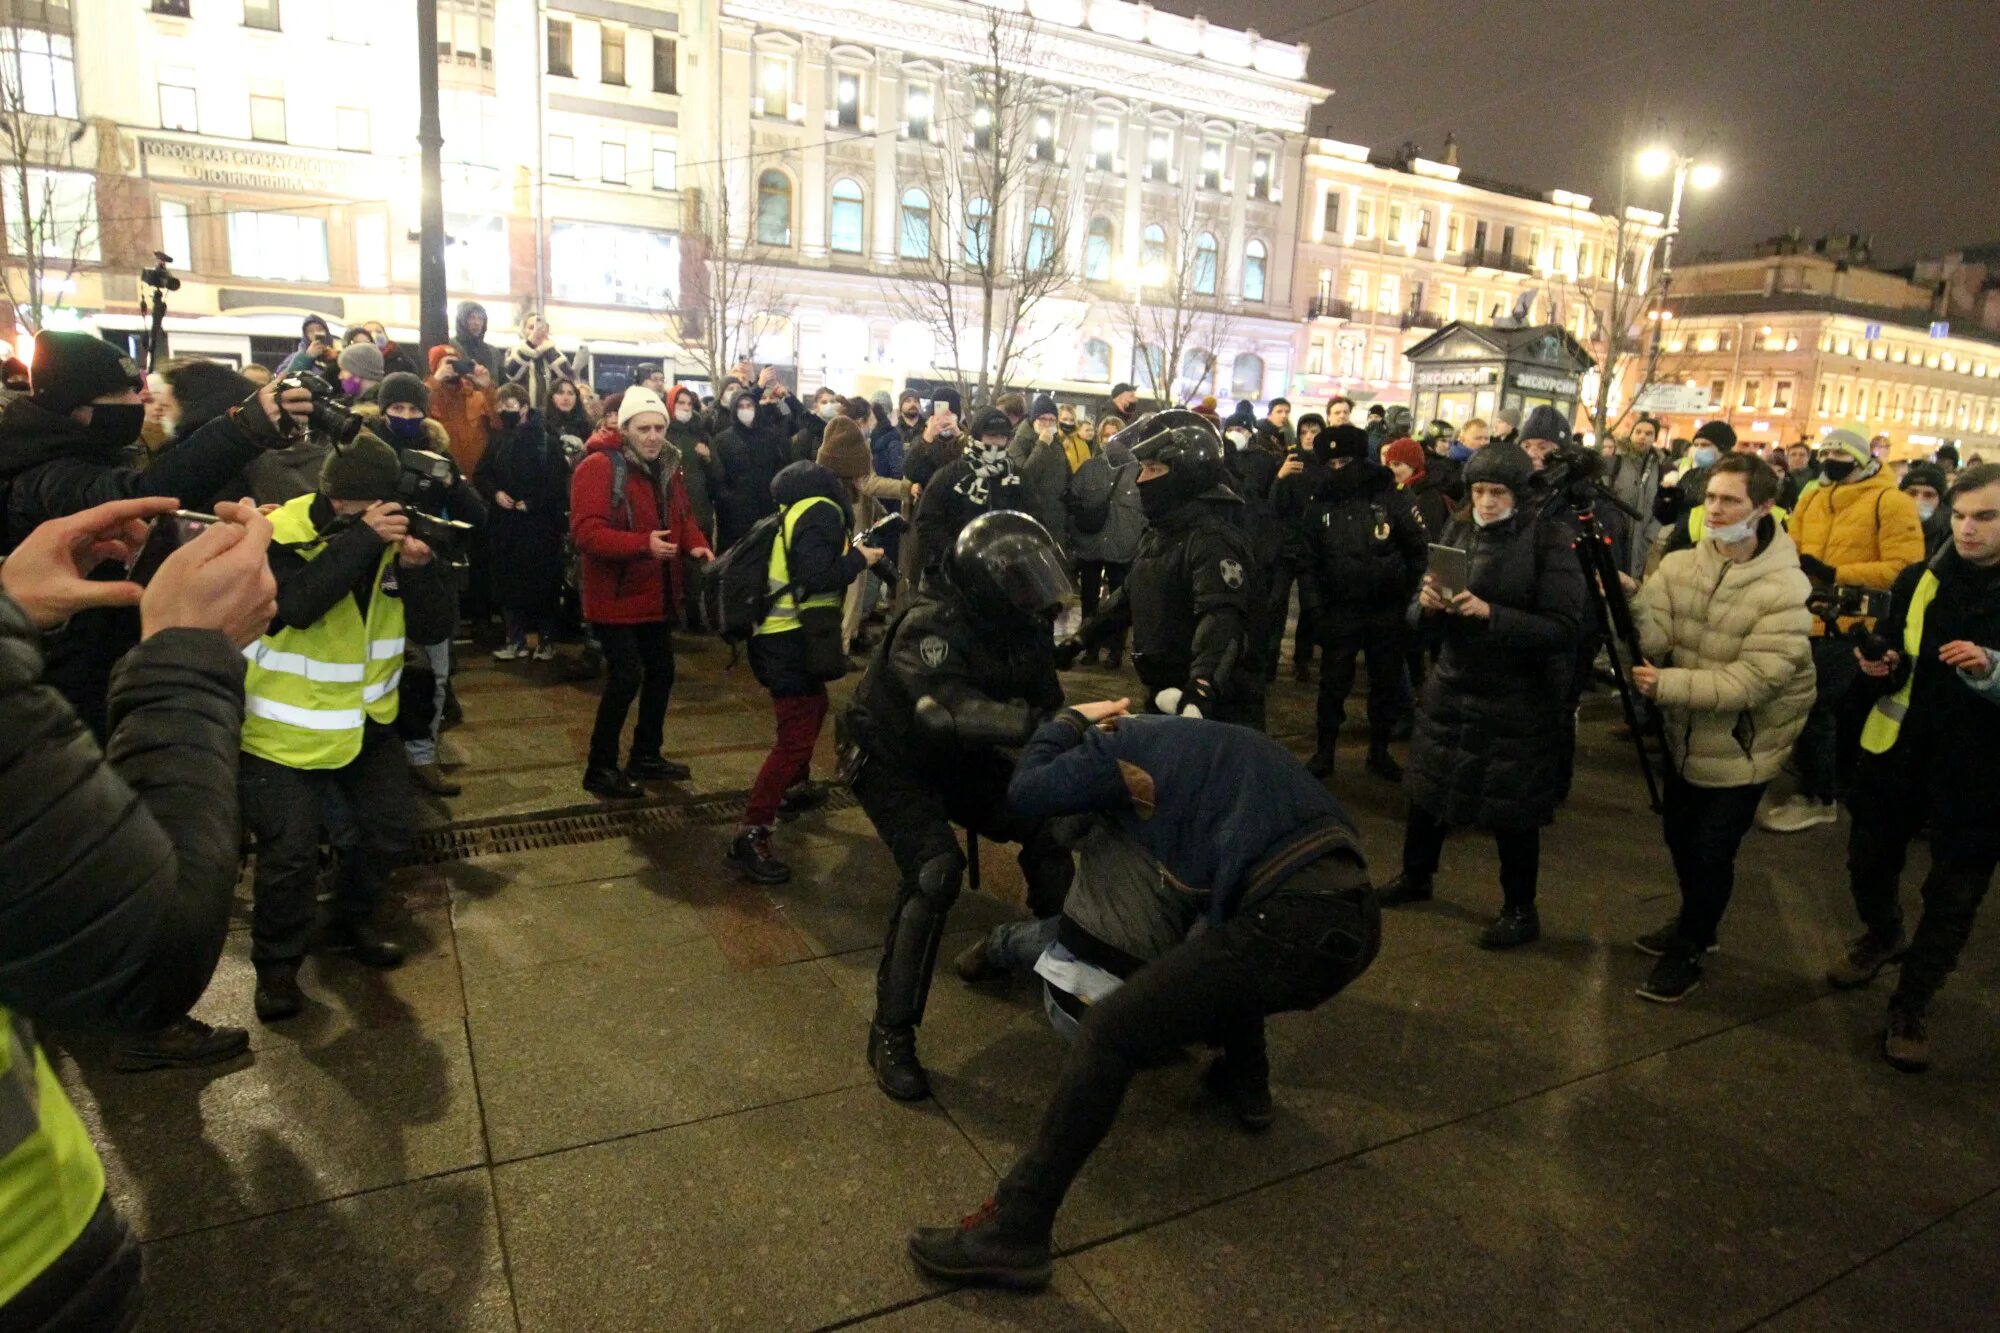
983,916,1083,1043
404,640,451,766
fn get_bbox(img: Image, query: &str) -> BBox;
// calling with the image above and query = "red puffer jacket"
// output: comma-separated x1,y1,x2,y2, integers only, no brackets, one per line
570,426,710,625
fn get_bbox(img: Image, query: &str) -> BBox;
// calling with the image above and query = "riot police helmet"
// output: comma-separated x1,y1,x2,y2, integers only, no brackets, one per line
947,510,1074,624
1114,409,1228,512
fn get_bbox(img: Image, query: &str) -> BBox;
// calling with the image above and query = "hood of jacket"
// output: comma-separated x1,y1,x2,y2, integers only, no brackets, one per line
453,300,492,349
0,393,119,482
771,458,854,523
353,402,453,455
664,384,702,422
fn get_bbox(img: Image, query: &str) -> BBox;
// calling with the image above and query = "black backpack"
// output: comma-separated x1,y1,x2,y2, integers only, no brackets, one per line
1065,455,1112,535
698,510,796,648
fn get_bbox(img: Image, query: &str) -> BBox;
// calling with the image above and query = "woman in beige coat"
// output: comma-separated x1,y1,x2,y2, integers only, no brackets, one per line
1627,454,1815,1001
815,417,914,654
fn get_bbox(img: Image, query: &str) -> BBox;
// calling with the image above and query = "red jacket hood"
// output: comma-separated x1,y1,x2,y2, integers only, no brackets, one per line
664,384,701,418
585,423,625,455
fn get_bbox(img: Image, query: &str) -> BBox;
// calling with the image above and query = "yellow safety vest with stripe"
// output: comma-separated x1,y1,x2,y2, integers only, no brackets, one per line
754,495,845,636
1687,503,1788,543
1860,569,1938,754
241,493,407,770
0,1010,104,1308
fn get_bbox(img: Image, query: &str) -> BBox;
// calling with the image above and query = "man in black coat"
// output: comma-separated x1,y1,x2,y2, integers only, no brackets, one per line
1065,411,1266,729
1826,463,2000,1072
843,512,1074,1102
1295,425,1429,780
0,333,311,738
913,408,1028,583
712,387,792,550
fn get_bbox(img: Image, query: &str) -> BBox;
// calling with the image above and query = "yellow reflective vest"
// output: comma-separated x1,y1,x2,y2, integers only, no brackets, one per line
0,1010,104,1308
1860,569,1939,754
754,495,845,637
241,494,407,770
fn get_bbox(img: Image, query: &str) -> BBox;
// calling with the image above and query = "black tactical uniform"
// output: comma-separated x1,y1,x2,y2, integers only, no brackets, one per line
1067,411,1265,730
842,511,1076,1101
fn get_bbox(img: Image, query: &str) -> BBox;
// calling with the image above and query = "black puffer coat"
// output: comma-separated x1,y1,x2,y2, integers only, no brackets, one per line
1295,459,1429,620
1404,510,1586,829
712,401,791,551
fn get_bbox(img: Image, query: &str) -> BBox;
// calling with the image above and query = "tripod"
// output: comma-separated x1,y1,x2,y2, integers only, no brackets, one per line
137,252,181,376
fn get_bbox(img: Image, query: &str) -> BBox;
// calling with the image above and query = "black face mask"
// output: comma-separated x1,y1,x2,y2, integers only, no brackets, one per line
1819,457,1857,483
498,408,525,428
83,403,146,451
1138,474,1178,521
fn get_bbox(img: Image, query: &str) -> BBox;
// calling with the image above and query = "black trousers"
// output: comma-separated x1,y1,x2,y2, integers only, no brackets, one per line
1402,803,1541,909
1314,608,1405,749
240,722,411,967
851,750,1072,1030
997,865,1378,1233
1660,772,1768,948
589,620,675,769
1263,562,1313,671
1847,799,1999,1012
1075,560,1129,655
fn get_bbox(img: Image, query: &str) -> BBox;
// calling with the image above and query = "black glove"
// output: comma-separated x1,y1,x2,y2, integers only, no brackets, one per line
1052,635,1084,671
1798,554,1836,585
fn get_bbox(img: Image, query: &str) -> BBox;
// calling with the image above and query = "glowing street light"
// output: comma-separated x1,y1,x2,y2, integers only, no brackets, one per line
1634,137,1726,353
1690,161,1723,190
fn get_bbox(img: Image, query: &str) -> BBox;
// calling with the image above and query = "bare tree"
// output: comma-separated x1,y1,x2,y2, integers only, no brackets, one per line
0,5,94,338
1549,191,1681,444
888,7,1077,407
669,170,793,391
1108,188,1236,406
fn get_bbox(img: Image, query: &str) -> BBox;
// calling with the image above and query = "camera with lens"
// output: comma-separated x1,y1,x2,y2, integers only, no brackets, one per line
1806,583,1889,631
856,511,908,589
139,250,180,292
276,371,364,443
393,449,475,563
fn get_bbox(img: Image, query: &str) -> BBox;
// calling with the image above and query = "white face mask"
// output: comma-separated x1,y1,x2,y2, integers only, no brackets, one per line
1917,499,1938,522
1226,429,1250,447
673,405,694,423
1473,505,1515,528
1708,517,1758,545
817,402,838,421
737,408,757,427
1690,445,1720,469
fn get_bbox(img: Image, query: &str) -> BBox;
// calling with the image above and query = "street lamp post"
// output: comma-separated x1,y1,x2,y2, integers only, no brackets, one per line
1636,144,1720,357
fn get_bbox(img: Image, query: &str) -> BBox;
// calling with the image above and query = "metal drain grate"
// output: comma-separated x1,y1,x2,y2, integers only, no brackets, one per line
403,784,857,864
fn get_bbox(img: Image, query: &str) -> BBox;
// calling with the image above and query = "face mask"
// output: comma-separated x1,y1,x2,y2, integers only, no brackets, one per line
673,405,694,423
1690,445,1720,469
1917,499,1938,522
1138,475,1178,521
386,414,426,441
1819,457,1856,483
498,408,524,428
737,408,757,427
817,402,838,421
340,374,364,397
1448,441,1473,463
975,440,1009,465
84,402,146,450
1708,517,1758,545
1473,505,1515,528
1226,429,1250,447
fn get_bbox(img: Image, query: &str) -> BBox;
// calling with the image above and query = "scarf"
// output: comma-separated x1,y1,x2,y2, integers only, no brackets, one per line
954,445,1011,508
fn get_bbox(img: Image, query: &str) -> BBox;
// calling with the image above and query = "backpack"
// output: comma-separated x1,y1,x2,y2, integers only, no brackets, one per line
1065,455,1112,536
697,509,799,650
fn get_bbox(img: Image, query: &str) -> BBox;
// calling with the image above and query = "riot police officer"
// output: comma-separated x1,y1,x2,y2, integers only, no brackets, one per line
1062,410,1266,730
842,511,1076,1101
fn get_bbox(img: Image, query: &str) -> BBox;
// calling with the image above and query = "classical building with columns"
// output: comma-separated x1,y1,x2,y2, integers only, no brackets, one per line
709,0,1327,407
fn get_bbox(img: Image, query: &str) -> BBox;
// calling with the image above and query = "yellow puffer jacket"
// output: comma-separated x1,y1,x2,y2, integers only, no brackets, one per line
1634,524,1817,787
1788,466,1925,594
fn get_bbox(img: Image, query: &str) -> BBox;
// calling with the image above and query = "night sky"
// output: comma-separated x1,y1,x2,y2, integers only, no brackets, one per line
1158,0,2000,265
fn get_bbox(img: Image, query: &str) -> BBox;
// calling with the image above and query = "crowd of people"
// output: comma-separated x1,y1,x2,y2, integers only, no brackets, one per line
1,307,1996,1321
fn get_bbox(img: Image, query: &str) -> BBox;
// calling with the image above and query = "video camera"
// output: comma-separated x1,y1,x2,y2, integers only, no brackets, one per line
1535,439,1639,522
395,448,475,561
275,370,365,444
1807,583,1890,634
139,250,180,293
857,511,907,589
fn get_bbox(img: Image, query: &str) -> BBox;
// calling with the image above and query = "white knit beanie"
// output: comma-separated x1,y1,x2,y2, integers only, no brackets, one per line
618,386,668,428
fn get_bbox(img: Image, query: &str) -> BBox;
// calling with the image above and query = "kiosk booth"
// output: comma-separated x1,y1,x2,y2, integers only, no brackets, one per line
1404,322,1593,430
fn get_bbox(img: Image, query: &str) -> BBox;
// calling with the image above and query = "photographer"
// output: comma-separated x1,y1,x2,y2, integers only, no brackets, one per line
1759,428,1925,834
240,435,456,1023
276,315,340,379
1825,464,2000,1072
0,332,313,738
725,456,884,886
356,373,487,797
1,496,276,1327
1628,456,1814,1001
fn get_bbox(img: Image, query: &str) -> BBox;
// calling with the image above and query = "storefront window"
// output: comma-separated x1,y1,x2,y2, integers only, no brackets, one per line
550,221,679,308
228,210,328,283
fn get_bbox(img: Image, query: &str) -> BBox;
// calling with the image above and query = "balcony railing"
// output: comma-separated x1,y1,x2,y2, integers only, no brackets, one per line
1305,295,1351,321
1461,247,1533,276
1401,308,1445,330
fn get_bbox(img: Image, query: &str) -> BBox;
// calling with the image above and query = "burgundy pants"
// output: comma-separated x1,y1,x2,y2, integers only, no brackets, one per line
745,690,829,827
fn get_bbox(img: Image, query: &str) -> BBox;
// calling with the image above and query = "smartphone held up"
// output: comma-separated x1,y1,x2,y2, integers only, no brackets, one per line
125,510,219,586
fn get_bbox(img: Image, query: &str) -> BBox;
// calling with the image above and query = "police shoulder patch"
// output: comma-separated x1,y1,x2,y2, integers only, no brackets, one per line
919,635,950,668
1218,558,1244,589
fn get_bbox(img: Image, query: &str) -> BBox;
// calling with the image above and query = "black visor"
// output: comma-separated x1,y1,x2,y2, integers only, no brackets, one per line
994,540,1074,613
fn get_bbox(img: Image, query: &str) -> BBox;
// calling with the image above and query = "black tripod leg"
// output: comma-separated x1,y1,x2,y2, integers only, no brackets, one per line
1576,518,1664,812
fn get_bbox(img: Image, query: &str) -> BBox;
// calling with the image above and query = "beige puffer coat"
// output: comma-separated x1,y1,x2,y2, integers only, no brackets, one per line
1633,523,1816,787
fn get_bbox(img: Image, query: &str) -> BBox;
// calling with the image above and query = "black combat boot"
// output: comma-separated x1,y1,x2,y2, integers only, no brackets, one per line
725,827,792,885
907,1197,1054,1290
1376,872,1434,906
868,1022,931,1102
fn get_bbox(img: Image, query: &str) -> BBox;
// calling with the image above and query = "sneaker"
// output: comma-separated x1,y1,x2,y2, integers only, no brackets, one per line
1478,904,1541,950
491,642,529,661
110,1016,250,1071
532,640,560,662
724,827,792,885
868,1022,931,1102
1826,929,1907,989
627,755,692,782
1634,922,1720,958
1376,873,1434,907
1201,1055,1275,1132
1758,795,1839,834
907,1198,1053,1291
1365,744,1404,783
1881,1004,1931,1073
1636,946,1704,1003
253,964,305,1023
408,762,461,797
583,765,645,800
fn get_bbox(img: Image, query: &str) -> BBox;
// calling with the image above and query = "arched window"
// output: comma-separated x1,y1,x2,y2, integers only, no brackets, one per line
1085,217,1113,281
1241,239,1268,301
1231,351,1264,399
1193,231,1218,296
964,197,991,268
1141,222,1166,279
756,170,792,246
899,187,931,260
1136,341,1166,395
829,178,863,254
1026,206,1056,271
1080,337,1112,382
